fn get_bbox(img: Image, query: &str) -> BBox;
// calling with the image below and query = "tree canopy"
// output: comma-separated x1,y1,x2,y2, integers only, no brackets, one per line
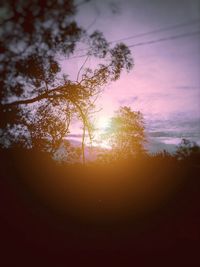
102,106,146,160
0,0,133,159
176,138,200,163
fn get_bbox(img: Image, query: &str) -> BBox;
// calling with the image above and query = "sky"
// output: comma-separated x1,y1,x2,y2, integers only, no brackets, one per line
67,0,200,152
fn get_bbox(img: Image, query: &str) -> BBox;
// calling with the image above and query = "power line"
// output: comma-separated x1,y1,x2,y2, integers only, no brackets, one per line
108,19,200,44
75,18,200,54
68,30,200,59
85,16,99,31
128,30,200,48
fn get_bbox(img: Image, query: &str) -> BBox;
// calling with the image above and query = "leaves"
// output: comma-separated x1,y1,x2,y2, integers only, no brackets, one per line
0,0,134,159
109,43,133,80
103,106,146,158
176,138,200,162
89,31,109,58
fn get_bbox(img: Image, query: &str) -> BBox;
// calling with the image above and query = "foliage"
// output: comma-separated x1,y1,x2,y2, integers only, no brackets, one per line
176,138,200,163
0,0,133,158
0,0,81,101
53,140,81,163
23,99,73,154
102,106,146,160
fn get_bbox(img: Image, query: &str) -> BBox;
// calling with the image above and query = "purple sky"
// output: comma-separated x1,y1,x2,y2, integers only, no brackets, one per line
66,0,200,151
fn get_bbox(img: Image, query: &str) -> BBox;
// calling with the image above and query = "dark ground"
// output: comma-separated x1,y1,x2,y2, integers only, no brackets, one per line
0,149,200,266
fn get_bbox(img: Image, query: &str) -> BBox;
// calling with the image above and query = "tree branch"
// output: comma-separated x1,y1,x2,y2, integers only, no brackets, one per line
76,55,90,82
0,85,70,109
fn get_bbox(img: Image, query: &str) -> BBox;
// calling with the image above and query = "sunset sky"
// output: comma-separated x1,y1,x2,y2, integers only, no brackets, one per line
66,0,200,152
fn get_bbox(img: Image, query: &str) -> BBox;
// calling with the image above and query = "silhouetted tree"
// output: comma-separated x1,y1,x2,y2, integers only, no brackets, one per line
176,138,200,163
54,139,81,163
0,0,133,159
103,106,146,160
24,99,73,154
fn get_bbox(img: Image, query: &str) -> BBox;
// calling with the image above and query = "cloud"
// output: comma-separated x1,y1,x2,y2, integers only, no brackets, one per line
68,134,83,138
175,86,200,91
72,0,200,153
118,96,138,105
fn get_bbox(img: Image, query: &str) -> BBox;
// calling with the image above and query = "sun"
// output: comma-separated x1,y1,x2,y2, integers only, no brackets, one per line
88,116,111,149
96,116,110,131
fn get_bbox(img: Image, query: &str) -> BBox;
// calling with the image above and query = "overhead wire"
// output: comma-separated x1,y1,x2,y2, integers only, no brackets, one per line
128,30,200,48
68,29,200,59
72,18,200,55
108,19,200,44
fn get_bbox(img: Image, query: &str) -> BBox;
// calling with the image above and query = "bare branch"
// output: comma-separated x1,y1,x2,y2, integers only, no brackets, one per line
76,55,90,82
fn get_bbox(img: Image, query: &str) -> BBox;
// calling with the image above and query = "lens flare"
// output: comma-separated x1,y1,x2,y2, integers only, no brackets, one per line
96,116,111,130
92,116,111,149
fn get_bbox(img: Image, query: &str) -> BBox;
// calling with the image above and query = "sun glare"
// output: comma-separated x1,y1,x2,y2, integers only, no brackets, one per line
89,116,111,149
96,116,110,130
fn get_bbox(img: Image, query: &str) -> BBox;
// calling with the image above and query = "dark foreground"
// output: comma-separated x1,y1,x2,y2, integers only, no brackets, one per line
0,149,200,266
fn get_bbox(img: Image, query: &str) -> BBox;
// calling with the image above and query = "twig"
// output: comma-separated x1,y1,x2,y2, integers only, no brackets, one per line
76,55,90,82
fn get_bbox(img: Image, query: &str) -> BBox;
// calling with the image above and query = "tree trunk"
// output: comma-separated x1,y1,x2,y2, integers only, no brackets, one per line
81,123,86,164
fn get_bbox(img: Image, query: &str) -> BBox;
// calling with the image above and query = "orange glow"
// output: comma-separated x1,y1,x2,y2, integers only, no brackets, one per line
18,158,182,223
